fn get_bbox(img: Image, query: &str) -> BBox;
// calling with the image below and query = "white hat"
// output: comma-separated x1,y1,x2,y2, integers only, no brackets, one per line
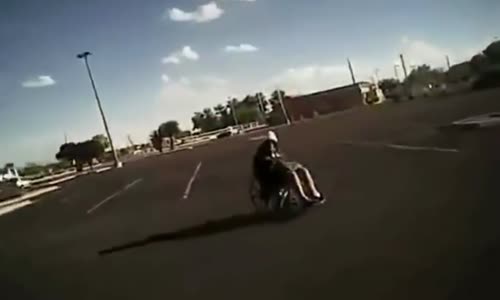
267,131,278,143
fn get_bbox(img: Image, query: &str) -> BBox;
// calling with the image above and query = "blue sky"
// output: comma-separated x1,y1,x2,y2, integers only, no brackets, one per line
1,0,499,166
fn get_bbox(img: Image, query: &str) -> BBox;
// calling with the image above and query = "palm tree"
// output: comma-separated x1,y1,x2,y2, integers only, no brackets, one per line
213,104,227,117
159,120,181,151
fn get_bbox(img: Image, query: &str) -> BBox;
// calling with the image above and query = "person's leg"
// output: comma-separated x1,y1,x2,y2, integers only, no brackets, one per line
289,170,315,202
297,166,322,199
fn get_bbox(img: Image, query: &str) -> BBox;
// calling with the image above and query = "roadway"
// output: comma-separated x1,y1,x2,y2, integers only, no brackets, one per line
1,89,500,300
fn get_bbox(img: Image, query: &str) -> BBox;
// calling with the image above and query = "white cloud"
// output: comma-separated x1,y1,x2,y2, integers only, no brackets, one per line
162,55,181,64
161,74,170,83
182,46,200,60
399,37,450,69
162,46,199,64
158,75,234,129
224,44,259,53
168,2,224,23
179,77,191,85
153,36,493,131
265,36,492,95
266,64,373,95
398,36,489,70
21,75,56,88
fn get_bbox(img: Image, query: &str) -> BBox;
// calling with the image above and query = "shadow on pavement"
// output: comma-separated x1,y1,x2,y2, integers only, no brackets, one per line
98,212,301,256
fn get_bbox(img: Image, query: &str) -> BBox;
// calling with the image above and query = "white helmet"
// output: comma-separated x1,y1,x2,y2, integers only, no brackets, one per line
267,130,278,143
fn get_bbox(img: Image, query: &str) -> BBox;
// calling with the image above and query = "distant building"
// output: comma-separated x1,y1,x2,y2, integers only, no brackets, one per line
283,82,385,122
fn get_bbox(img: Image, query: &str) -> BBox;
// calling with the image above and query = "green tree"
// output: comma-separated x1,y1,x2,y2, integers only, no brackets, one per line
447,62,473,83
191,112,204,130
159,120,181,151
200,108,220,131
470,53,490,73
378,78,399,92
213,104,233,128
266,89,288,125
405,64,445,86
270,90,286,103
91,134,110,150
213,104,227,117
149,130,163,152
235,95,262,124
484,41,500,63
22,162,46,176
55,140,104,172
56,143,77,162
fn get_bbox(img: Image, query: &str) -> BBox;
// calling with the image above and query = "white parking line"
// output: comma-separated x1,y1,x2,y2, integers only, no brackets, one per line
387,144,459,153
95,167,112,174
0,186,60,208
249,135,267,141
339,141,459,153
0,200,33,216
453,113,500,128
86,178,143,214
182,162,202,200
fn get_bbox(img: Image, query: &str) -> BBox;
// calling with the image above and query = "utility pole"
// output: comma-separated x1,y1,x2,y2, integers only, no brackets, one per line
276,89,291,125
445,55,451,70
256,93,265,114
228,97,239,126
77,51,122,168
64,132,68,144
399,54,408,79
347,58,356,84
256,93,266,124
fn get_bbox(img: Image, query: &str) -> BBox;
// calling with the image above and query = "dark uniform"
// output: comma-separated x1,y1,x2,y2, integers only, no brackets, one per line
252,139,289,199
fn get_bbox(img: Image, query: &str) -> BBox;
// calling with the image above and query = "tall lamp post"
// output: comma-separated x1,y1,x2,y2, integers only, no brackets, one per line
77,51,122,168
228,97,239,126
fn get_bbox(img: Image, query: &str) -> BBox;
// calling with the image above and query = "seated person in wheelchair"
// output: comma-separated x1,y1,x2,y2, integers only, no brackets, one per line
252,131,324,204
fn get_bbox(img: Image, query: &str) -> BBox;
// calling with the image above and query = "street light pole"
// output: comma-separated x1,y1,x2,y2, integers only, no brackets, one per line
399,54,408,79
276,88,291,125
228,97,239,126
77,52,122,168
347,58,356,84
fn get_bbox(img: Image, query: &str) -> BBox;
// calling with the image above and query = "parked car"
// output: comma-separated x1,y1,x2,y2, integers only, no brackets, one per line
217,126,240,139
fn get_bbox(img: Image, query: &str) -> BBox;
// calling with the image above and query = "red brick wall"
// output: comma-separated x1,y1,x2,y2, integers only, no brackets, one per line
284,85,364,121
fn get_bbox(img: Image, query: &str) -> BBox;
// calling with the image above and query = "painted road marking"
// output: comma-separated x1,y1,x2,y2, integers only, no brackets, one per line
86,178,143,214
0,186,60,209
95,167,112,174
0,200,33,216
249,135,267,141
182,162,202,200
453,113,500,128
43,175,77,186
387,144,459,153
339,141,459,153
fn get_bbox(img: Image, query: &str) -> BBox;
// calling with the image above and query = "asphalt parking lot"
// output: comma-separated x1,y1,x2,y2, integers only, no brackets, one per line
1,88,500,300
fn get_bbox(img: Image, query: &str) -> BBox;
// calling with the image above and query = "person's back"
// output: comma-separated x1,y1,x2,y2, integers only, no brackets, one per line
253,132,279,181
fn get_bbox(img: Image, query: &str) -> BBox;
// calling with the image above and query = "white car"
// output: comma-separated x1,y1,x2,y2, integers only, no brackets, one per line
0,167,31,189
